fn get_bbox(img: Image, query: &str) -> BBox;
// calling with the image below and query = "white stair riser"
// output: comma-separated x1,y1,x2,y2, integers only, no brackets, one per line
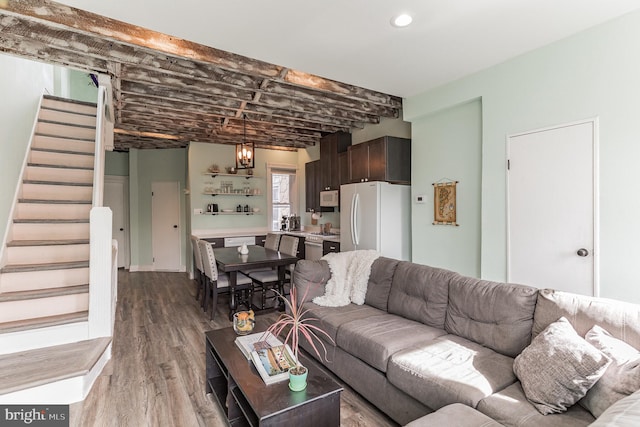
0,267,89,293
0,293,89,323
36,122,95,141
6,244,89,264
39,109,96,127
22,183,92,201
15,203,91,220
12,223,89,240
29,151,94,168
25,166,93,184
32,135,94,154
41,98,96,116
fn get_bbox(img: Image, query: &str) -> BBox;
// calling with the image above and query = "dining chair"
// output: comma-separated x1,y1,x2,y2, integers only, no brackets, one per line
198,240,253,321
248,235,299,310
191,236,205,307
241,233,282,276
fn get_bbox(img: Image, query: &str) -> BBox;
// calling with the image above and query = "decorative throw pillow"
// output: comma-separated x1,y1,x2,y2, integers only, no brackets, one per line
589,388,640,427
513,317,611,415
579,325,640,418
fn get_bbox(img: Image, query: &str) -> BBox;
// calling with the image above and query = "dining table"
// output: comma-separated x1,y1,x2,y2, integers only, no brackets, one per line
213,245,299,320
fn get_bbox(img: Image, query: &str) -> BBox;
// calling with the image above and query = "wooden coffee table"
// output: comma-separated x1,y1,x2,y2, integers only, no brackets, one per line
205,322,343,426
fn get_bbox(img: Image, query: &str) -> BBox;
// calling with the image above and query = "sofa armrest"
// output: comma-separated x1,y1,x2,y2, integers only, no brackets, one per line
292,259,331,305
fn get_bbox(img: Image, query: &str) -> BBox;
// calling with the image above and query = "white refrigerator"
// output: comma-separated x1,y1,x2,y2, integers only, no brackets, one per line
340,181,411,260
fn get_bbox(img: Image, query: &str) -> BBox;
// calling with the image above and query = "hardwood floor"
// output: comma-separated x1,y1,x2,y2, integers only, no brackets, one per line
70,270,397,426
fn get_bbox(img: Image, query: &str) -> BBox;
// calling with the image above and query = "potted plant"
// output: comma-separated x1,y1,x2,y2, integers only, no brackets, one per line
263,286,334,391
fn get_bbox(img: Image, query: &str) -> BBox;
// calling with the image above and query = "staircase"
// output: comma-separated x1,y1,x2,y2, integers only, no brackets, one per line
0,95,112,404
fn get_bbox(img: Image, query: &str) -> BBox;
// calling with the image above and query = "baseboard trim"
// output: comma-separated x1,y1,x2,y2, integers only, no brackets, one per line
0,321,89,355
130,265,186,273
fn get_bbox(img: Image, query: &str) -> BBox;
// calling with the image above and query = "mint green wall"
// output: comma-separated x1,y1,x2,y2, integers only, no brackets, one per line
129,148,187,268
69,70,98,103
411,100,482,277
0,54,54,246
404,11,640,302
188,142,298,232
105,151,130,176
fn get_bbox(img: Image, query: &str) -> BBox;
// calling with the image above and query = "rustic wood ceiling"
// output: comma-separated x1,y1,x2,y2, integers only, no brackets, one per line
0,0,402,152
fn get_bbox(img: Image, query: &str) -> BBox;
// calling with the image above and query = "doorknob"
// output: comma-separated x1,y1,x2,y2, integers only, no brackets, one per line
119,228,124,231
173,225,178,229
576,248,589,257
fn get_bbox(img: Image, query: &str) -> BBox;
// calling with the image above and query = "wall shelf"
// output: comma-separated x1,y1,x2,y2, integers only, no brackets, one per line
203,172,262,180
203,192,261,197
204,212,261,216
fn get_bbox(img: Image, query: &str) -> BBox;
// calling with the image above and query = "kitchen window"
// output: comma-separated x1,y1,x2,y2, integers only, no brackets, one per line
266,164,298,231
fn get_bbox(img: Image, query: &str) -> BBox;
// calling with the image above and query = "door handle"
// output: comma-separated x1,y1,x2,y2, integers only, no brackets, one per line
576,248,589,257
119,228,124,231
173,225,178,229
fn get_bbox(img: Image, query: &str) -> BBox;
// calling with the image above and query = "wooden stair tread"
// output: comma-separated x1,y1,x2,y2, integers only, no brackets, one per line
27,162,94,171
1,261,89,274
31,146,95,155
18,199,92,205
40,106,97,118
23,180,93,187
0,336,109,395
7,239,89,247
0,284,89,303
43,95,97,108
38,119,96,130
0,311,88,335
14,219,89,224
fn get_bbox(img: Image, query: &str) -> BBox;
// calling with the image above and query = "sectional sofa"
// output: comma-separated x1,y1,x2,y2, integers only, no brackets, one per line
292,256,640,426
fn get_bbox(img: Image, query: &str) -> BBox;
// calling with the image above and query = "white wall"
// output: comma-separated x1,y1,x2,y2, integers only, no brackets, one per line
404,10,640,302
0,55,54,246
411,99,482,277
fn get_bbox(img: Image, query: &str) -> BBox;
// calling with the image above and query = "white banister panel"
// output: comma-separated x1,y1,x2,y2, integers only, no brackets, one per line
88,207,113,338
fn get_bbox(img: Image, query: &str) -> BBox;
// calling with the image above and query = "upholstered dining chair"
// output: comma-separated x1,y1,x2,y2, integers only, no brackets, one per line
198,239,253,321
241,233,282,276
248,235,299,310
191,236,205,307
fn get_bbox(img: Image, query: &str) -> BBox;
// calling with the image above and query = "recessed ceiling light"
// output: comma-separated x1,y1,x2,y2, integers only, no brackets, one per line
391,14,413,28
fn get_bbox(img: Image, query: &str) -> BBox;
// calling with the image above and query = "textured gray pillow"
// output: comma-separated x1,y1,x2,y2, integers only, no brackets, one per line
580,325,640,418
364,257,399,311
513,317,611,415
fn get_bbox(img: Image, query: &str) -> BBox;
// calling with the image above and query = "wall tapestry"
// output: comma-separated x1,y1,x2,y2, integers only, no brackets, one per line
433,181,459,226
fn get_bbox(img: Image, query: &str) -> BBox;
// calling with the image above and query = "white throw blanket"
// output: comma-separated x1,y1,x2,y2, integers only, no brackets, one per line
313,250,380,307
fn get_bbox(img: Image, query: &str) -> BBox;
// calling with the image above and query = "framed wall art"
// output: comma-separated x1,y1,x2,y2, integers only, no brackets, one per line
433,181,459,226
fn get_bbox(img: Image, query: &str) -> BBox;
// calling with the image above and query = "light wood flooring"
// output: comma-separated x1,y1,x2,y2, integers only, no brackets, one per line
69,270,397,426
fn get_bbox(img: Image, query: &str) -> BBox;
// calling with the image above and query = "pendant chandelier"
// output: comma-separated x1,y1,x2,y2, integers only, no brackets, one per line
236,114,255,169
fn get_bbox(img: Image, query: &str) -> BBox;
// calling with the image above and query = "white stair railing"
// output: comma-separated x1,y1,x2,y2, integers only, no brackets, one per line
89,78,117,339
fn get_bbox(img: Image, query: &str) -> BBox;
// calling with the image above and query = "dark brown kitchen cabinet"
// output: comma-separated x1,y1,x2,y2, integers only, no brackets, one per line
305,160,321,212
338,151,349,186
348,136,411,184
320,132,351,191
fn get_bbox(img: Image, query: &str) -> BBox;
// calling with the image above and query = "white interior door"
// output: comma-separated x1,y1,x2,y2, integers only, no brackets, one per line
104,176,129,268
152,181,181,271
507,120,597,296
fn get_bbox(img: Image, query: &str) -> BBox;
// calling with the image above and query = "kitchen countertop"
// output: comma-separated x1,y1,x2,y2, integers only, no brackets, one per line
191,227,340,242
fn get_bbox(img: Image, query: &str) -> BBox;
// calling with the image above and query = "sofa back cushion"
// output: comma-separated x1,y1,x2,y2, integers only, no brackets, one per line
533,289,640,349
445,276,539,357
387,262,452,329
364,257,400,311
292,259,332,305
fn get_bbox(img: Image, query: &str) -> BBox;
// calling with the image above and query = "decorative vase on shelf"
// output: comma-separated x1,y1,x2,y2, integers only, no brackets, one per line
239,243,249,255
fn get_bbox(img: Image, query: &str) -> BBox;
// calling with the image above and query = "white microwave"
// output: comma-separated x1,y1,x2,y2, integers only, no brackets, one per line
320,190,339,207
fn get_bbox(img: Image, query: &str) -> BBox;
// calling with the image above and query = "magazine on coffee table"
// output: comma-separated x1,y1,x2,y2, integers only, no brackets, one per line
234,331,283,360
250,344,297,385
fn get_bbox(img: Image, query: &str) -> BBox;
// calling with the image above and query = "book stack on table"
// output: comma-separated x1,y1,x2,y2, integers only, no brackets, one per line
235,332,297,385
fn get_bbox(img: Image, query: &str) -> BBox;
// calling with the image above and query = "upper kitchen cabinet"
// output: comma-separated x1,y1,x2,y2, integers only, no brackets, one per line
305,160,321,212
338,151,349,186
320,132,351,191
348,136,411,184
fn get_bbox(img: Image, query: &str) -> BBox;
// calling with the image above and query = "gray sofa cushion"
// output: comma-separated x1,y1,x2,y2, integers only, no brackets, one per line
302,302,385,342
292,259,332,304
336,314,447,372
364,257,399,311
387,334,517,410
445,276,538,357
513,317,611,415
388,262,453,328
532,289,640,349
477,382,595,427
406,403,504,427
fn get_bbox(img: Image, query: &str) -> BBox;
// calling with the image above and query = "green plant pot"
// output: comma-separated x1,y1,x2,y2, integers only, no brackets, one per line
288,366,308,391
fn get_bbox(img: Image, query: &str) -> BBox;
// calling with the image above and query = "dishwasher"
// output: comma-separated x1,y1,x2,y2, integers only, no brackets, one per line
304,234,324,261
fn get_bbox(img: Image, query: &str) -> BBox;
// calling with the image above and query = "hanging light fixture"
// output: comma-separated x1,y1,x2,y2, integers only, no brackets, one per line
236,114,255,169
